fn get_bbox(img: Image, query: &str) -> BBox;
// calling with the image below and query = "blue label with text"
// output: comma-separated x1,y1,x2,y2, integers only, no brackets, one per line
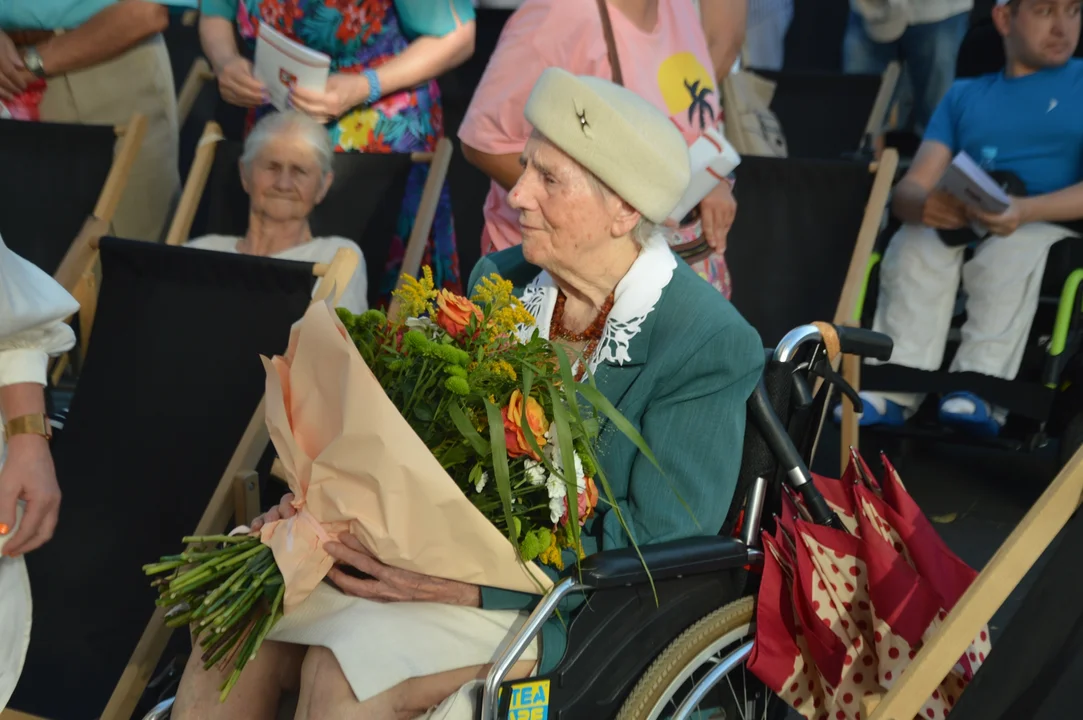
506,679,550,720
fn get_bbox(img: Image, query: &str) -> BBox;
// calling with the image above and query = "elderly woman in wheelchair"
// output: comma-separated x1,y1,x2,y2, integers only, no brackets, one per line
185,111,368,314
167,68,767,720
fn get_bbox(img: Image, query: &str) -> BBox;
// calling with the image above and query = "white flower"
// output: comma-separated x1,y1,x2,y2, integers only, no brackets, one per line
549,496,565,524
546,473,566,500
405,316,440,338
524,459,547,486
475,471,489,493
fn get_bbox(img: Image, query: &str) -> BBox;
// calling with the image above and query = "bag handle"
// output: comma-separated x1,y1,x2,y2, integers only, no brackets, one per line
595,0,624,86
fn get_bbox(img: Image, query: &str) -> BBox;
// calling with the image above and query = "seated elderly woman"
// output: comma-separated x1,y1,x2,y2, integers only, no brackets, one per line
172,68,764,720
186,111,368,314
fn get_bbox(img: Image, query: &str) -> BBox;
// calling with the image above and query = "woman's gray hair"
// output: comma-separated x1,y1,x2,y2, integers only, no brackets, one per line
584,170,661,248
240,110,334,176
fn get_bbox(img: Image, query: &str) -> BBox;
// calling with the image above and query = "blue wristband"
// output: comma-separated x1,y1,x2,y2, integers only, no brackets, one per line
362,69,381,105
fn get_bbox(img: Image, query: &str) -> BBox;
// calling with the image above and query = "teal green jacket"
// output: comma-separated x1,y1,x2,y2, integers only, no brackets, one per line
468,245,764,673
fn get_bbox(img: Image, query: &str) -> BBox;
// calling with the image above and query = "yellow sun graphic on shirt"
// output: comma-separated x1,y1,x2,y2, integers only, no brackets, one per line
657,51,717,130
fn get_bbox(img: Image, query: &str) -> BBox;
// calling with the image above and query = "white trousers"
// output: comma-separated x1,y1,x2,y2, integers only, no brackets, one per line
871,223,1070,410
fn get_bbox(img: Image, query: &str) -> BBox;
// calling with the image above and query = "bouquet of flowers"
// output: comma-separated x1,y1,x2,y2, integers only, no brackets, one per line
144,269,658,700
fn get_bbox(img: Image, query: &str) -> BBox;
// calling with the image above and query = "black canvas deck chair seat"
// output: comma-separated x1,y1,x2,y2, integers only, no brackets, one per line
0,114,149,376
0,115,145,277
750,63,899,160
4,237,358,720
164,121,453,311
724,151,898,469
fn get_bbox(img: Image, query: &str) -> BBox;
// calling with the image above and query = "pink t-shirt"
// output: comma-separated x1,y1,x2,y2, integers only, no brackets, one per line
459,0,720,255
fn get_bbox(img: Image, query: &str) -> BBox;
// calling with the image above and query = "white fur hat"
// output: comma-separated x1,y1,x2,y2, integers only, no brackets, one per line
524,67,691,224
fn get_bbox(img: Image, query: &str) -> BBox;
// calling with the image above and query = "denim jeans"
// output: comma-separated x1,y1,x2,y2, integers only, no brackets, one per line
842,10,969,134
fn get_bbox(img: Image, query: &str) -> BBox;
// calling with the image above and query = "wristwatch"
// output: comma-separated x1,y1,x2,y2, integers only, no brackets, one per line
3,413,53,441
21,47,47,79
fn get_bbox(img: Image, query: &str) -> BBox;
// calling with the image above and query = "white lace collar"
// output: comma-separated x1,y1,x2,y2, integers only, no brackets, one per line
516,231,677,375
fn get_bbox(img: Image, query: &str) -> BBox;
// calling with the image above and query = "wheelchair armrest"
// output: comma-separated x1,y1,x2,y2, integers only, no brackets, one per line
565,536,750,590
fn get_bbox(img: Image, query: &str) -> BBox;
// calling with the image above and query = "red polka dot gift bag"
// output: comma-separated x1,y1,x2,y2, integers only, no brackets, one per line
747,451,990,719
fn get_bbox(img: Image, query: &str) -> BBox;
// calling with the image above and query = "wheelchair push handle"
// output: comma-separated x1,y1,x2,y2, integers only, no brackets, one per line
774,323,893,363
835,326,893,362
747,381,843,530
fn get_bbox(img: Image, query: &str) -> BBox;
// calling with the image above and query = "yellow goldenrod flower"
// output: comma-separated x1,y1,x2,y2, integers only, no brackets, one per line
392,266,438,321
471,273,513,308
487,359,518,381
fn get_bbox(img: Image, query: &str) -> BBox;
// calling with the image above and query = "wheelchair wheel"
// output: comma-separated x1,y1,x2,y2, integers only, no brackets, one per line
616,596,787,720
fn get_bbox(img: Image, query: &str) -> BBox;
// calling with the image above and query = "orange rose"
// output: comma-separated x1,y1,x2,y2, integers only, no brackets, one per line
561,477,600,526
434,289,483,339
500,389,549,461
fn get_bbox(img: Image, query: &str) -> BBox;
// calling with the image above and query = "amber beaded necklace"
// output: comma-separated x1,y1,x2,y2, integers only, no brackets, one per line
550,291,615,379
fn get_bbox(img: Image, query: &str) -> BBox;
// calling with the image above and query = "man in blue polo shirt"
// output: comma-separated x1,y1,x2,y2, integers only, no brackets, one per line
842,0,1083,436
0,1,187,243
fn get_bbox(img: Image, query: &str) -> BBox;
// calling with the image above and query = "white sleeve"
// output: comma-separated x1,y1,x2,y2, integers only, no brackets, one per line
0,234,80,388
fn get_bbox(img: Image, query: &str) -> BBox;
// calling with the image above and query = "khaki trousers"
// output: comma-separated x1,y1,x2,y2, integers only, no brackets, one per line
39,33,180,242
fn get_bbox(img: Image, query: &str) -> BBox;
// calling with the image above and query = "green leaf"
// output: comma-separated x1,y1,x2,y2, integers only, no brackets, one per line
483,398,518,544
448,402,491,457
412,403,434,422
575,382,662,472
546,381,580,545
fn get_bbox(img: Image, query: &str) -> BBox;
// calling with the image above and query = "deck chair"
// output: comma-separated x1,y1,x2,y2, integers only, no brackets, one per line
3,238,358,720
0,114,149,378
724,150,899,468
0,115,147,279
165,121,452,311
863,445,1083,720
750,63,900,160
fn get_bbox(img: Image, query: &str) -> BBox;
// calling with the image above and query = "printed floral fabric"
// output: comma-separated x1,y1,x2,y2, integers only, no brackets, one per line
236,0,461,301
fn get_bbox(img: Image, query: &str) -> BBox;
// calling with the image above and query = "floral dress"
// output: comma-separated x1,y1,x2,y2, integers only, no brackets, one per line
231,0,461,300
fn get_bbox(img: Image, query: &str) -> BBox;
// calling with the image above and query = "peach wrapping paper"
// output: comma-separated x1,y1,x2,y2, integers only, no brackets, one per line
258,302,553,613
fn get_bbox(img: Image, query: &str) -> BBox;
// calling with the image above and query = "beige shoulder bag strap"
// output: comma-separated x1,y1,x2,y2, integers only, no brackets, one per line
596,0,624,86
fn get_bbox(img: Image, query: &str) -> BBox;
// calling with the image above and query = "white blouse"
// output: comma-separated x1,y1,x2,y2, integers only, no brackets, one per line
185,235,369,315
0,233,79,392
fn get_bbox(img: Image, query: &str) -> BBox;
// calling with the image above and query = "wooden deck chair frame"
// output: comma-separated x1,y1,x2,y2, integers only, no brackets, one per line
164,119,454,316
175,58,214,131
862,445,1083,719
863,62,902,153
18,247,363,720
47,113,149,384
798,149,900,471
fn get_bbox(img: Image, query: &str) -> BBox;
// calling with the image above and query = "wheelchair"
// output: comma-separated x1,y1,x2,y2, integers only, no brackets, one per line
857,223,1083,467
141,322,895,720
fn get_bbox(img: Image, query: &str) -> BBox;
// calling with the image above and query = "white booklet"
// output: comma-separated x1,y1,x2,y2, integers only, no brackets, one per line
667,127,742,224
253,23,331,112
936,151,1011,215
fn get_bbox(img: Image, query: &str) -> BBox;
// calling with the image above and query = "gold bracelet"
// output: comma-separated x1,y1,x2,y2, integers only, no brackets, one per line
3,413,53,441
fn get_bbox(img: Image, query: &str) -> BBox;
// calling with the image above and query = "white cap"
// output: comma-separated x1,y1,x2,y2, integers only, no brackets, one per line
0,503,31,712
525,68,691,224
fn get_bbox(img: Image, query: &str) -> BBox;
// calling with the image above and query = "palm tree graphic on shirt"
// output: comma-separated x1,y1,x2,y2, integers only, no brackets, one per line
684,78,716,129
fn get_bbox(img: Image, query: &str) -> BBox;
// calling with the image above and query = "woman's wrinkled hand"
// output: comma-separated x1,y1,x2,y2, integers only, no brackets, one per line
216,55,266,108
325,532,482,607
698,181,737,252
249,492,296,532
288,74,368,124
